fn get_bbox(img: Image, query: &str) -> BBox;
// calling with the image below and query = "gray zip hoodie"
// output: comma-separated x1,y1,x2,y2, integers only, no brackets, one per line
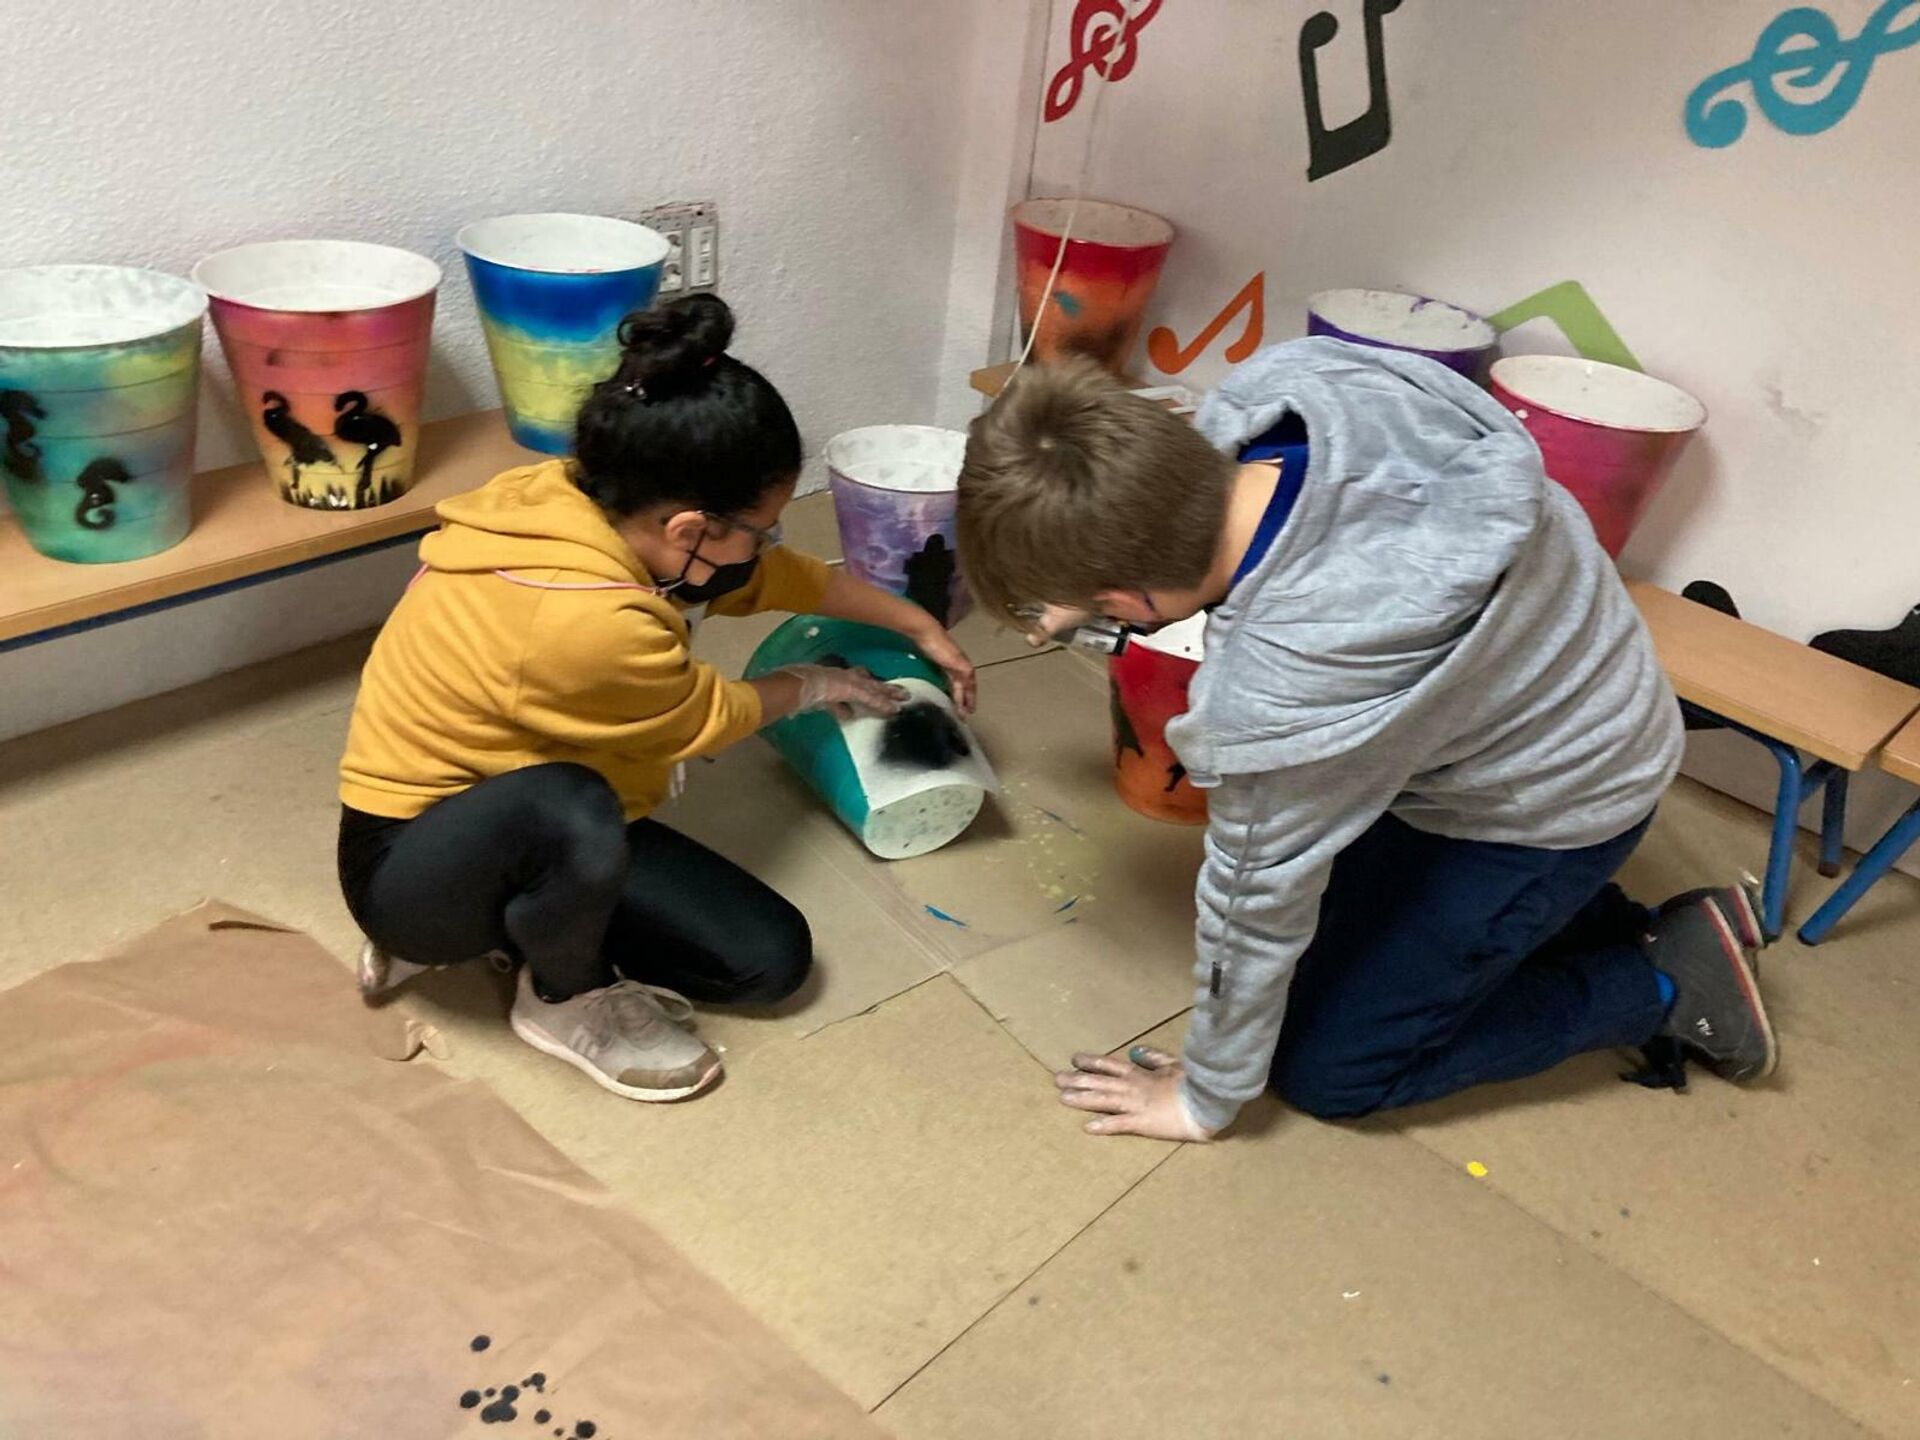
1167,339,1682,1132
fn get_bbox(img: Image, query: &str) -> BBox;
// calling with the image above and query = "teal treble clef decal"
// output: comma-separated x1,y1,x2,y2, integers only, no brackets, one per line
1686,0,1920,148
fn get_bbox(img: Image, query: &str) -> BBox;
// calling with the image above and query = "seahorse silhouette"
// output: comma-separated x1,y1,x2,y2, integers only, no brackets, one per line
1,389,47,484
73,456,132,530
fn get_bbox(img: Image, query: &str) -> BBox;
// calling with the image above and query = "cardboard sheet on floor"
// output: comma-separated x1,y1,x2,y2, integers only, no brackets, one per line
876,1098,1867,1440
0,903,882,1440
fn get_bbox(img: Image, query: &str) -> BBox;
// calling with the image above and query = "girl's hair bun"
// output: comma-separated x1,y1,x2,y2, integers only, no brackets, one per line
613,293,734,394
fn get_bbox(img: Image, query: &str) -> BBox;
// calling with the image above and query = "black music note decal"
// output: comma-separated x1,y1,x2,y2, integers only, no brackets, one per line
1299,0,1404,182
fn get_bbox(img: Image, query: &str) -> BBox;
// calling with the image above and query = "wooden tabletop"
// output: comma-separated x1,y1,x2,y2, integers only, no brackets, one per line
1628,581,1920,771
0,409,535,644
1880,711,1920,788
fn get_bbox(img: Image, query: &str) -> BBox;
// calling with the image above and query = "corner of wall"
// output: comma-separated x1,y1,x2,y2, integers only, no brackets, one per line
931,0,1052,433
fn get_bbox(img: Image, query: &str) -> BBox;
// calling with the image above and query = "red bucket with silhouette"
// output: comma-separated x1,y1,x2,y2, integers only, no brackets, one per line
1107,613,1207,825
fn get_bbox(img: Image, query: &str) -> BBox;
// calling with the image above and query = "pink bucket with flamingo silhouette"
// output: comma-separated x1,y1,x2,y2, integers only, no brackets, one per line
194,241,440,510
1489,355,1707,558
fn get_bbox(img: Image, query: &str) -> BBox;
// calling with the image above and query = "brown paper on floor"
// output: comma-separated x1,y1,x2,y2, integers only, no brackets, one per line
0,902,882,1440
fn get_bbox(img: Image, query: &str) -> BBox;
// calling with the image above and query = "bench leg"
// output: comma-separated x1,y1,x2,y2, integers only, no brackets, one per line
1759,743,1811,941
1819,768,1850,878
1797,799,1920,946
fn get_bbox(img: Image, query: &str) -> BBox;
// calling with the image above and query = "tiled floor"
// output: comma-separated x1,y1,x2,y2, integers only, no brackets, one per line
2,495,1913,1436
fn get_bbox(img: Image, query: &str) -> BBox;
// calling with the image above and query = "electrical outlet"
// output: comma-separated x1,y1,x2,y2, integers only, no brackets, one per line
636,200,718,299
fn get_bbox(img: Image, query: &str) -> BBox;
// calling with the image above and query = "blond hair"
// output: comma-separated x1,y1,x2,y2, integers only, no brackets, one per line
956,356,1234,619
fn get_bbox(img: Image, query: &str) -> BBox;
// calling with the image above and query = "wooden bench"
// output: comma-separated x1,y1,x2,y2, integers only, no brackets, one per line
1626,582,1920,937
1797,710,1920,943
972,363,1920,936
0,409,529,651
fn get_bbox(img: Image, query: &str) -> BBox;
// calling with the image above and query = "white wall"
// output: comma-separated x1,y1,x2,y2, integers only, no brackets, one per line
1024,0,1920,872
3,0,1031,739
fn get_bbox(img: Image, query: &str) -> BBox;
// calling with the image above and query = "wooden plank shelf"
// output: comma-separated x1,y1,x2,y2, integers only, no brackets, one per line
0,409,536,645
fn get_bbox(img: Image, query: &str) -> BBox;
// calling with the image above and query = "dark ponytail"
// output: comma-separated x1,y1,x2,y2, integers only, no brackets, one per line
572,293,803,517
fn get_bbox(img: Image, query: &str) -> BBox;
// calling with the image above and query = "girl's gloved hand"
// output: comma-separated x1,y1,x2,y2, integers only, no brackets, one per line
781,663,911,718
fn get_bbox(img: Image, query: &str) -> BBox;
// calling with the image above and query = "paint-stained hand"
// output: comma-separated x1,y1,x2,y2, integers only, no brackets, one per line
915,625,977,717
1055,1046,1217,1142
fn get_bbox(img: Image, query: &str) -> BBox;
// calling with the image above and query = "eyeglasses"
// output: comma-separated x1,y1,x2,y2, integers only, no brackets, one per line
702,512,784,556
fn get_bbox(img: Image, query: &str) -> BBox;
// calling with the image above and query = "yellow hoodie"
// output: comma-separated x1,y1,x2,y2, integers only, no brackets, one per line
338,460,833,821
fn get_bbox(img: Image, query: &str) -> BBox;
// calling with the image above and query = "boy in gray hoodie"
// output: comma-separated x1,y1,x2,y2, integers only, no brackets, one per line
957,340,1775,1142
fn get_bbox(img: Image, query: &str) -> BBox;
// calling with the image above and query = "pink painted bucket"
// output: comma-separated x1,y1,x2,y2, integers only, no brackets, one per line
194,241,440,510
1489,356,1706,557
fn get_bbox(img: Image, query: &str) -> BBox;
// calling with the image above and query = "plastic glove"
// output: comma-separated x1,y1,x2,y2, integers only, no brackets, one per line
781,663,911,718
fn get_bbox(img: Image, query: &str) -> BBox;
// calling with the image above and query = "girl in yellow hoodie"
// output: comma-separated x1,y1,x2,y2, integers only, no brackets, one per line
337,295,974,1102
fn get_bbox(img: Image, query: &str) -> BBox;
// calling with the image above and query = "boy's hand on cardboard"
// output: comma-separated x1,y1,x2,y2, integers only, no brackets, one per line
1025,603,1090,648
1055,1047,1217,1142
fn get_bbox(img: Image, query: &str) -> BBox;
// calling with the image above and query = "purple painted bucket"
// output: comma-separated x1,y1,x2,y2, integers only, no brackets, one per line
825,424,971,629
1307,288,1496,379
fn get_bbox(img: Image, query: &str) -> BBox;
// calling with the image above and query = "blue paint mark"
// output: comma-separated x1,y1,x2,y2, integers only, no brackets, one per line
924,905,968,928
1685,0,1920,149
1037,807,1085,836
1053,291,1084,318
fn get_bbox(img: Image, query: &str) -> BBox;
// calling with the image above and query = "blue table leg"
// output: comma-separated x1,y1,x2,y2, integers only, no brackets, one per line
1759,742,1808,941
1798,799,1920,945
1679,701,1841,941
1819,769,1850,878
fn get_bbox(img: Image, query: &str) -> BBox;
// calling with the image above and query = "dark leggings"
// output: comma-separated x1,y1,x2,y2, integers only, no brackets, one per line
338,763,812,1003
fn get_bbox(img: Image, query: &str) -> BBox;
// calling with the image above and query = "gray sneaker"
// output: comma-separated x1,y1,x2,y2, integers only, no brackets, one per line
508,966,722,1102
1650,896,1778,1083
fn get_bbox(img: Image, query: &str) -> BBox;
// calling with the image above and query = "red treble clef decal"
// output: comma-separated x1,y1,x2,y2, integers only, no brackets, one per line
1044,0,1164,122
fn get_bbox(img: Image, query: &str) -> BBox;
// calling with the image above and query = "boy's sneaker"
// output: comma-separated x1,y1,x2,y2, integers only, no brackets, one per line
358,939,431,1002
1656,877,1766,959
1648,896,1778,1083
508,966,721,1102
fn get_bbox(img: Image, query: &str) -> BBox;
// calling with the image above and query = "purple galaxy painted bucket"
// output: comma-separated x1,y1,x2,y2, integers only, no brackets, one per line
824,424,971,629
1307,288,1497,379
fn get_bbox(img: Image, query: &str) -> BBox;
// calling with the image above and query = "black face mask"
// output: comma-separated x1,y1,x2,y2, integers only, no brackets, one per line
668,544,761,605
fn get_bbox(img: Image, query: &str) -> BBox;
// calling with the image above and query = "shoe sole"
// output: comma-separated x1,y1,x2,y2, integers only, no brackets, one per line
1701,899,1779,1081
1721,879,1765,958
509,1011,722,1103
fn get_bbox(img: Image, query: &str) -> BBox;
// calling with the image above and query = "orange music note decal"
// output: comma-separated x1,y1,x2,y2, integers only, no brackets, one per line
1145,273,1265,375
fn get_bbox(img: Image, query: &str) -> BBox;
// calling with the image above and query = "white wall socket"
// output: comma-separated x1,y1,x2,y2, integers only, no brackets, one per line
636,200,718,299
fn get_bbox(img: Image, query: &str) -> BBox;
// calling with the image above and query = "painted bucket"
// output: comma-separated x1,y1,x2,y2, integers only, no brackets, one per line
1489,355,1707,557
0,265,205,564
1011,198,1173,375
456,214,670,454
1108,611,1207,825
194,241,440,510
745,616,998,859
825,424,971,628
1306,288,1496,379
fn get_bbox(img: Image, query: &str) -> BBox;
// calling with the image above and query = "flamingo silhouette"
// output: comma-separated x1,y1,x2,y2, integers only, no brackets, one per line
261,391,336,489
1,389,46,484
73,456,132,530
332,391,402,506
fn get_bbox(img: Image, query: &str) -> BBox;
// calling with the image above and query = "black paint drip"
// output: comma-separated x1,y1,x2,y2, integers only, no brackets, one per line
575,1424,597,1438
880,702,970,769
480,1396,518,1423
459,1390,482,1409
470,1334,491,1352
535,1410,552,1425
